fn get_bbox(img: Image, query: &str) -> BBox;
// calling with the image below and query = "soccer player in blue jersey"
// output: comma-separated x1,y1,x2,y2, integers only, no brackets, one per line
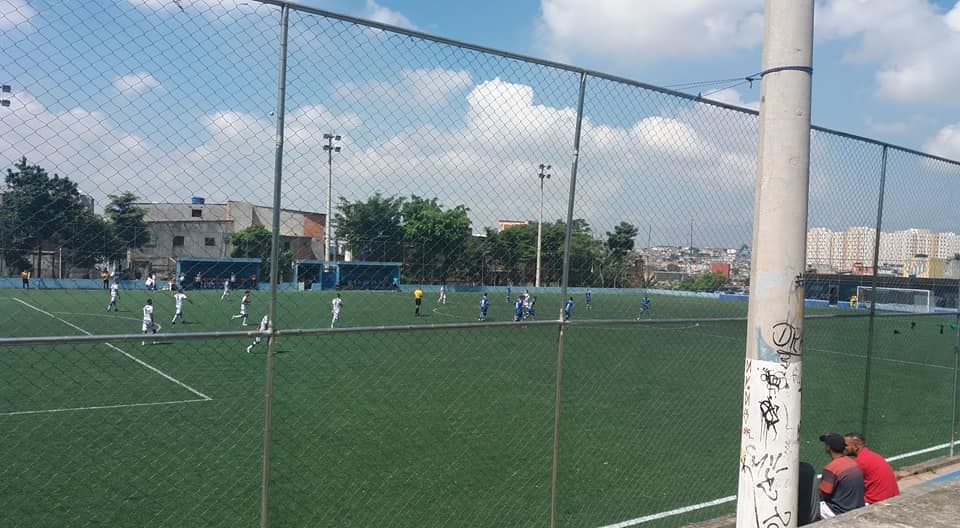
563,297,574,321
506,283,512,303
585,288,592,310
637,295,651,319
479,293,490,321
527,296,537,320
513,296,524,322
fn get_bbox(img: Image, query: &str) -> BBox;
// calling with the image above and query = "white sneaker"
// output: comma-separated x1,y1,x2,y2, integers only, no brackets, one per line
141,341,146,346
246,345,253,353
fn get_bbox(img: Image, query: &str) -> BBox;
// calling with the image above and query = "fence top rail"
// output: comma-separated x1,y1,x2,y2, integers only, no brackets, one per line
3,310,950,348
250,1,960,168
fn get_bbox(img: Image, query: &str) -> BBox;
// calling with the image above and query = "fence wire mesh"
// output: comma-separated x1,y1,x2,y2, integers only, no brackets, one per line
2,1,960,527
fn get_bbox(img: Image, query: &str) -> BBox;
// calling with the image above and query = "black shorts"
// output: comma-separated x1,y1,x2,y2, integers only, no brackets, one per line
415,298,422,306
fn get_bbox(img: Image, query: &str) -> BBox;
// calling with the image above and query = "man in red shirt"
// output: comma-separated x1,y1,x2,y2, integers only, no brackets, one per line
844,432,900,504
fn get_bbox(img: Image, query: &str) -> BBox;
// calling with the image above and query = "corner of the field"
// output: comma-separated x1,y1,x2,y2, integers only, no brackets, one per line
681,455,960,528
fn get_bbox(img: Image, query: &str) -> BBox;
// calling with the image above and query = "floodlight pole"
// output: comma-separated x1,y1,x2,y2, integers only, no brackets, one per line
536,163,551,288
736,1,814,527
323,133,341,262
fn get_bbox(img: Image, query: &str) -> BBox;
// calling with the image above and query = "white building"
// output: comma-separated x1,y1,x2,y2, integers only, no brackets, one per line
130,200,326,276
841,227,876,271
936,232,960,260
806,228,833,270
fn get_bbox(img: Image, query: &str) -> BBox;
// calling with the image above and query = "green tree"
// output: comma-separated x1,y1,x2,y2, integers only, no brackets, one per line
1,158,111,276
229,225,292,281
605,221,638,257
105,192,150,260
333,193,404,262
676,272,729,292
478,218,600,287
402,196,471,282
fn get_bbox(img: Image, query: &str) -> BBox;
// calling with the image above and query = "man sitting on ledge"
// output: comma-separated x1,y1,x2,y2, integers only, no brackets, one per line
844,432,900,504
819,432,865,519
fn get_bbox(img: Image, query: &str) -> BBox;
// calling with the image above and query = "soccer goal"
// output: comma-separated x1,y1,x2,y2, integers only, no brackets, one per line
854,286,934,313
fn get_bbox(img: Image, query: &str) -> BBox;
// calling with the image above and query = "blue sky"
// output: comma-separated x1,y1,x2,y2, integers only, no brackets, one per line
2,0,960,247
295,0,960,151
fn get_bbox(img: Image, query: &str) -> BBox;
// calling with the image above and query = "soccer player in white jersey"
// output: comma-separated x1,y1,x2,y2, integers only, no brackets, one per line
106,281,120,312
231,290,251,325
437,284,447,305
171,289,191,324
220,279,231,301
141,298,158,345
247,314,271,353
331,293,343,328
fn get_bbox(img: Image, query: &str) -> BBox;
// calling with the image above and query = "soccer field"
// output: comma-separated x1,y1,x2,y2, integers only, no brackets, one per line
1,288,956,527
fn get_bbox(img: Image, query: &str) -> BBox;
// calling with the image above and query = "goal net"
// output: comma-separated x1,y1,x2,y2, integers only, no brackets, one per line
854,286,933,313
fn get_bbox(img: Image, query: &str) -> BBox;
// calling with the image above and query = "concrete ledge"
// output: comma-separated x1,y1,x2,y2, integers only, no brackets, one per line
682,456,960,528
818,478,960,527
683,513,735,528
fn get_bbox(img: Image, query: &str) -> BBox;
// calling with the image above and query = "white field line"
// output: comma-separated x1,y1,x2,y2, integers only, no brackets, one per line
596,440,959,528
12,298,211,400
0,398,208,417
597,496,737,528
693,329,953,371
51,310,144,323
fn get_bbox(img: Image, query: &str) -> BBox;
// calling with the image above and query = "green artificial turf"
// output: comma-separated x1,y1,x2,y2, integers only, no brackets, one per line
1,288,955,527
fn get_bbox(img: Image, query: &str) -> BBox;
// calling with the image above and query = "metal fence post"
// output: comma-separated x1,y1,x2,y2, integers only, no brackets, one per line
861,145,888,438
549,70,587,528
260,4,290,528
951,281,959,457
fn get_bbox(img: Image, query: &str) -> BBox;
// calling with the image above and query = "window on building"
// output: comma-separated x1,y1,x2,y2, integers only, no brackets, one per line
191,209,202,218
204,237,215,247
173,236,185,247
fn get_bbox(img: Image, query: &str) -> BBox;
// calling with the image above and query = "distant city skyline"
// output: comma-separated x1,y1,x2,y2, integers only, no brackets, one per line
807,226,960,272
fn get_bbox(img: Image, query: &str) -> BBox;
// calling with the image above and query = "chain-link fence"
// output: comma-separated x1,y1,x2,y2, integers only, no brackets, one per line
2,1,960,527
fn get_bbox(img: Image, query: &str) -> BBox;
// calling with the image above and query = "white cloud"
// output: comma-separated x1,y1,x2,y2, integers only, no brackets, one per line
112,73,161,96
817,0,960,104
363,0,417,30
703,88,760,110
864,114,935,137
333,68,472,107
537,0,763,63
1,76,761,245
0,0,36,30
924,123,960,160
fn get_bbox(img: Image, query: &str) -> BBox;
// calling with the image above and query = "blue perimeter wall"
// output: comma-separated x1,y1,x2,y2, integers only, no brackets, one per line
4,279,955,313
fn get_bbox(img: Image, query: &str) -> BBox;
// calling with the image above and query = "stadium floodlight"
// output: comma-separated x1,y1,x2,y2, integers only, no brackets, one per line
535,163,551,288
322,133,342,262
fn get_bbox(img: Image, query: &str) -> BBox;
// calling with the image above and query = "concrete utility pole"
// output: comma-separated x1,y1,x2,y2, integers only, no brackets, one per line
736,1,814,527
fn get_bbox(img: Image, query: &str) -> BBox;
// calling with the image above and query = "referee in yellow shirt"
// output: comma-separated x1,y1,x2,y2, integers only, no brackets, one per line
414,287,423,316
